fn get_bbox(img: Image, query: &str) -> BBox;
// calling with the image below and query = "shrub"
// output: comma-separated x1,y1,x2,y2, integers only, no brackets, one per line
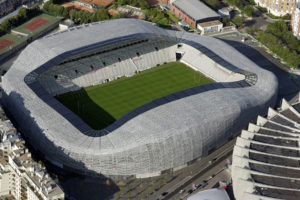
256,5,267,13
222,17,230,26
226,0,242,7
204,0,220,8
232,15,244,27
242,5,255,17
246,0,256,5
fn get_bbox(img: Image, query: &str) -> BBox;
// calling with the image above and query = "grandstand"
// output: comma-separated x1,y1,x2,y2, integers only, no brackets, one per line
232,96,300,200
2,19,278,177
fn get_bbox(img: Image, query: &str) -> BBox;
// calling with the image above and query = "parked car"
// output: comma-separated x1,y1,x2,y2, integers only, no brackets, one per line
179,189,185,194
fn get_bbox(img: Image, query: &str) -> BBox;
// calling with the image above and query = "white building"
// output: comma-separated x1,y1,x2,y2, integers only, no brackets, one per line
292,2,300,38
0,117,65,200
254,0,299,16
197,20,223,35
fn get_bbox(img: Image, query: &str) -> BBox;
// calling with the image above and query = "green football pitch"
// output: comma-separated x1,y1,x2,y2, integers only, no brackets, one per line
56,62,214,130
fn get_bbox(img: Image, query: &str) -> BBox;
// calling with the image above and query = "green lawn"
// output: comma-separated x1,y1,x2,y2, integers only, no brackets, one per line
13,13,61,37
56,62,214,130
0,34,27,54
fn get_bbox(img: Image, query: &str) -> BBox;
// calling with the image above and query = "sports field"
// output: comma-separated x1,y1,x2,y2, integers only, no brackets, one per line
13,13,61,36
0,39,13,51
0,34,27,54
56,62,214,130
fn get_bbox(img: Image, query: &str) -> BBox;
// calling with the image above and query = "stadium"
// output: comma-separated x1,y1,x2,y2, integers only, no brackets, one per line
2,19,278,177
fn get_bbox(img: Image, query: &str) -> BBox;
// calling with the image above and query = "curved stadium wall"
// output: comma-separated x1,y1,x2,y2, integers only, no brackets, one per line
2,19,278,177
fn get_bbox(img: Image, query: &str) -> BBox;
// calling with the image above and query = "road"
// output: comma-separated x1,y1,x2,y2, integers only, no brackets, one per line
154,139,236,200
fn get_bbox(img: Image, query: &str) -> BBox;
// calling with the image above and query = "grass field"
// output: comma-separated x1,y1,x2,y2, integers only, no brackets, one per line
56,62,214,130
13,13,61,36
0,13,61,55
0,34,27,54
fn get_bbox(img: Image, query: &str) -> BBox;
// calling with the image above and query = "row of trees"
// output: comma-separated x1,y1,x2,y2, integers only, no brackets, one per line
266,21,300,53
43,0,110,24
248,21,300,68
0,6,41,36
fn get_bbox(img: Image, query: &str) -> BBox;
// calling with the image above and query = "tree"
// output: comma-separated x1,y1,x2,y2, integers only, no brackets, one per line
18,8,28,19
242,5,255,17
247,0,256,5
226,0,242,7
95,9,110,21
69,9,77,21
1,19,11,31
43,1,51,11
222,17,230,26
267,20,288,35
62,7,69,18
232,15,243,27
0,26,6,36
204,0,219,8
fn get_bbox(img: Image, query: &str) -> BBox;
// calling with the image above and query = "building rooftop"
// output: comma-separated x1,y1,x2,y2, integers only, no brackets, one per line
173,0,219,21
0,110,64,199
197,20,222,28
0,150,8,167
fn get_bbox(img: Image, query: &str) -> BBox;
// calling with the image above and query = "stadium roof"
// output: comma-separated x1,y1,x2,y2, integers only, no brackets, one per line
173,0,220,21
2,19,278,176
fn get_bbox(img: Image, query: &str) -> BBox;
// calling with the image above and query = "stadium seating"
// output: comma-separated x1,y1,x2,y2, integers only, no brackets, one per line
180,44,244,83
38,39,178,95
38,40,246,96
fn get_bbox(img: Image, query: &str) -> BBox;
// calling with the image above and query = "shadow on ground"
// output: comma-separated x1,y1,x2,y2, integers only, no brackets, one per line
56,89,116,130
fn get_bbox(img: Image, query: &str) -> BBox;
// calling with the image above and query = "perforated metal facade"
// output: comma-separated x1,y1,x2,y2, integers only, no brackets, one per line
2,19,278,177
